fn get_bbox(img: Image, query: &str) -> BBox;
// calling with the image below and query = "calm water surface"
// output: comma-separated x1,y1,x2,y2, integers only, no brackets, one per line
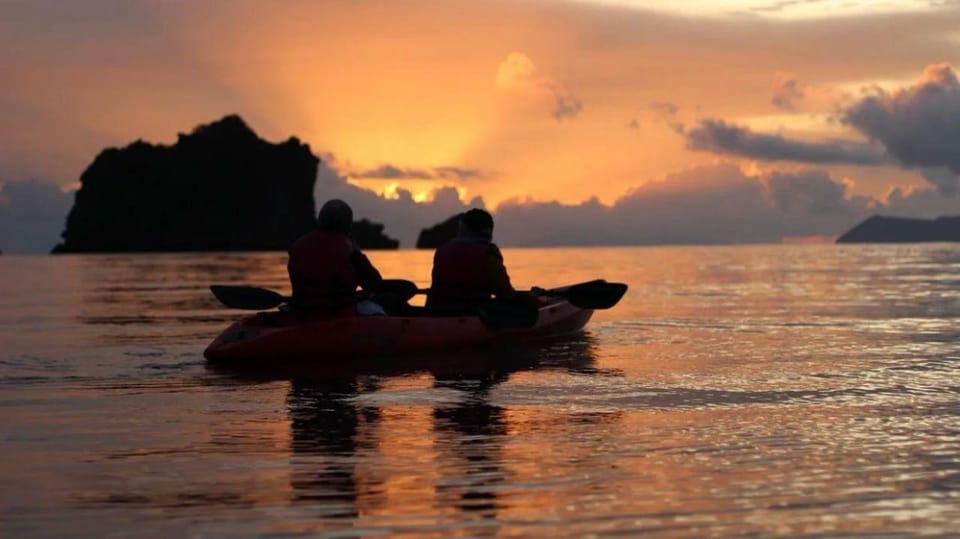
1,245,959,537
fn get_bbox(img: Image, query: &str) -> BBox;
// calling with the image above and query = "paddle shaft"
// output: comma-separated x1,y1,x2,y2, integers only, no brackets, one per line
211,279,626,311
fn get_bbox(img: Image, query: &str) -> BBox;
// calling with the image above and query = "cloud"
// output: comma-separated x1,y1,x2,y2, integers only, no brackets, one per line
354,164,434,180
771,71,804,110
685,118,888,165
648,101,685,133
496,52,582,121
0,178,73,253
351,164,487,181
433,167,487,181
495,162,960,246
315,161,485,247
843,63,960,194
551,93,583,121
750,0,831,14
492,163,878,245
649,102,679,116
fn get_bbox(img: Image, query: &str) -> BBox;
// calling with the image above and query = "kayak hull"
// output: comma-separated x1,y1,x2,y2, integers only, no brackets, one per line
204,298,593,363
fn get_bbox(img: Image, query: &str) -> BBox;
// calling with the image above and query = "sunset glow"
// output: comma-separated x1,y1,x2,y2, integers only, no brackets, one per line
1,0,959,250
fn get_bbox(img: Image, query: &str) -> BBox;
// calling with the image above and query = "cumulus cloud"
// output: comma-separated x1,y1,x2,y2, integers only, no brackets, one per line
315,161,484,247
0,178,73,253
317,158,957,247
686,119,888,165
771,71,804,110
351,164,487,181
492,164,879,245
496,52,582,121
495,162,960,246
843,63,960,194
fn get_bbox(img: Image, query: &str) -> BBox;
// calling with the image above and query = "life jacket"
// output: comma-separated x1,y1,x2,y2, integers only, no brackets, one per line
287,230,358,311
427,239,495,311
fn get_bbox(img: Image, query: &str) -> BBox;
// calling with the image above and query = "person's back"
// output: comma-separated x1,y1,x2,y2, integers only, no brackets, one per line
427,209,514,313
288,199,383,313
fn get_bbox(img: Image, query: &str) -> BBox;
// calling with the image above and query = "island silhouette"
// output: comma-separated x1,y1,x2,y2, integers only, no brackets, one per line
52,115,398,253
416,213,462,249
836,215,960,243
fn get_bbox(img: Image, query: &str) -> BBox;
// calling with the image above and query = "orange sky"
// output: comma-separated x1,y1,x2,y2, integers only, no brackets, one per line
1,0,959,209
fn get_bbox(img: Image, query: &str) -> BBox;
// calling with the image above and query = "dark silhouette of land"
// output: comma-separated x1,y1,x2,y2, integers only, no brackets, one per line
836,215,960,243
53,115,398,253
352,218,399,249
416,213,462,249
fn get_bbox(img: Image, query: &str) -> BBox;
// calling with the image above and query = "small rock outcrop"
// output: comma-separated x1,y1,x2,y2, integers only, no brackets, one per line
353,219,399,250
416,213,462,249
836,215,960,243
53,115,319,253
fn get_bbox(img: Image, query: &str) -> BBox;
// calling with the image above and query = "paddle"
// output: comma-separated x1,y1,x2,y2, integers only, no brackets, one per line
480,280,628,329
210,279,628,313
209,279,421,310
210,285,288,310
541,280,628,310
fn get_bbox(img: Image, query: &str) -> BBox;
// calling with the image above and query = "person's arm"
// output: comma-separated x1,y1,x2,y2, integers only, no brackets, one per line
485,244,515,297
352,250,384,291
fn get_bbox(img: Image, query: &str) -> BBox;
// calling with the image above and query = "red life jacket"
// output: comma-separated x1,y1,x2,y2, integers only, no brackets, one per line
287,230,358,310
428,239,494,311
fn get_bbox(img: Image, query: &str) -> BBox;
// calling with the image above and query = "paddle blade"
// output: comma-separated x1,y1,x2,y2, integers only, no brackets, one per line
210,285,287,310
377,279,423,302
558,280,628,310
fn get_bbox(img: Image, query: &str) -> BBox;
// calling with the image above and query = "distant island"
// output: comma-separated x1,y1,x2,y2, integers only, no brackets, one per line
353,219,399,249
836,215,960,243
53,115,398,252
416,213,461,248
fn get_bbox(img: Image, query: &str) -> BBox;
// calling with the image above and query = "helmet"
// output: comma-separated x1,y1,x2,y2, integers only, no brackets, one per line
318,199,353,233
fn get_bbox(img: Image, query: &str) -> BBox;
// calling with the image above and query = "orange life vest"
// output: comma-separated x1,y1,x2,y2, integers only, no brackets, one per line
287,230,358,310
427,239,495,311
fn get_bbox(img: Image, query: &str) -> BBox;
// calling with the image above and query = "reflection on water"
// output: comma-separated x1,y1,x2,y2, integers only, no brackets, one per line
1,245,960,537
288,378,379,518
276,338,599,535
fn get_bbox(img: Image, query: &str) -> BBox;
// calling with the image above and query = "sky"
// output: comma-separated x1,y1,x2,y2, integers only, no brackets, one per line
1,0,960,251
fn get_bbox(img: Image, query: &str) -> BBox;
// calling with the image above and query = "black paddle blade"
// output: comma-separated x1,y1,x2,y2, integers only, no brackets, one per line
210,285,288,310
558,280,628,310
377,279,423,302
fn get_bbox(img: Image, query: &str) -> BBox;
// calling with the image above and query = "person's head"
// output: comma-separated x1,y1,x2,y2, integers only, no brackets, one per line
317,199,353,234
459,208,494,240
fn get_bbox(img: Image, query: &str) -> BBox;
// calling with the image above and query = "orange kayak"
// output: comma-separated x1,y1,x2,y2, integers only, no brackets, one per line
204,296,593,363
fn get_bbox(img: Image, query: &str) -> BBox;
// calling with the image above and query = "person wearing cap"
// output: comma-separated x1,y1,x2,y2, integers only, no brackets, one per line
426,208,516,313
287,199,384,313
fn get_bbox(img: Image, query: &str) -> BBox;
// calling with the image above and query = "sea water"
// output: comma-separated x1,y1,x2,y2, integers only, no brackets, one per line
1,245,958,537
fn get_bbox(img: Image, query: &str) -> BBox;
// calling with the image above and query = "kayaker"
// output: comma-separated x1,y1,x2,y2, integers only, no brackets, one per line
426,208,516,313
287,199,385,314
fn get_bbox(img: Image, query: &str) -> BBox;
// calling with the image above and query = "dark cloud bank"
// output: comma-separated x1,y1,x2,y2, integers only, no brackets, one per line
351,164,487,181
686,63,960,196
494,163,952,246
0,178,73,253
5,160,952,253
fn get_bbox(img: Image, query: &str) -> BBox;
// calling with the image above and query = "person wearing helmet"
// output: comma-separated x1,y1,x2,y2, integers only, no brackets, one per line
426,208,516,313
287,199,384,313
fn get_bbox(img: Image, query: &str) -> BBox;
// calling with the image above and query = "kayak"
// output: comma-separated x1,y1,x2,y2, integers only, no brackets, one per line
204,295,594,363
